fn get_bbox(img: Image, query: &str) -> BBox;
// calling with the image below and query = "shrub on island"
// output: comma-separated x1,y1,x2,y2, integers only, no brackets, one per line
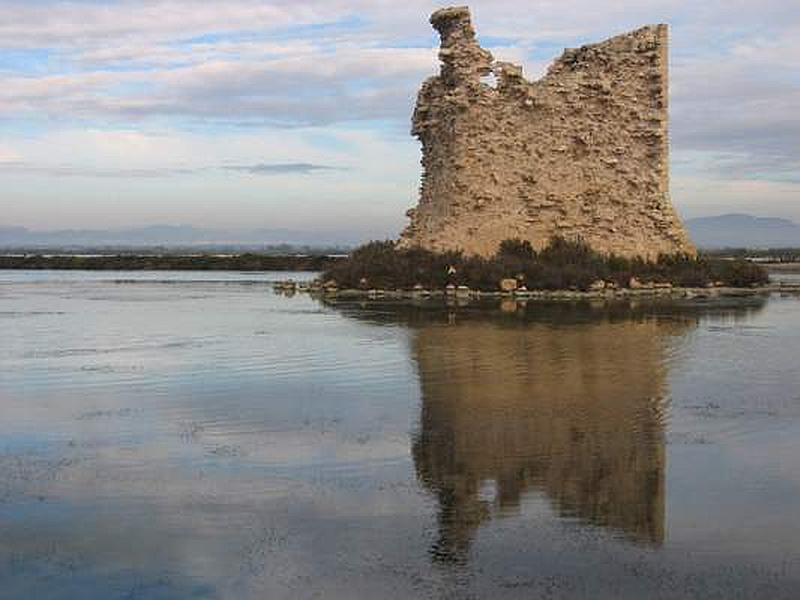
321,237,769,291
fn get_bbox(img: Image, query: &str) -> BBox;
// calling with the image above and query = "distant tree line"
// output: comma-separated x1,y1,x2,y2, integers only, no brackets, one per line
703,248,800,262
0,253,343,271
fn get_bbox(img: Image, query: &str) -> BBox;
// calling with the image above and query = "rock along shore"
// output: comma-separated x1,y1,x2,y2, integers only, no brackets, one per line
273,280,800,302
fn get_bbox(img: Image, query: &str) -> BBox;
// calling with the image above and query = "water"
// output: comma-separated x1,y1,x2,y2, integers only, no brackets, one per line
1,271,799,599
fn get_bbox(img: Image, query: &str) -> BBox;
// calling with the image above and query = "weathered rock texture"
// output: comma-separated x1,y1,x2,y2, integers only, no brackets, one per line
399,6,696,259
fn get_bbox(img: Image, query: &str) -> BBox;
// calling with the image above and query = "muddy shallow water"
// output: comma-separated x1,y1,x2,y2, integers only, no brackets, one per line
1,271,799,599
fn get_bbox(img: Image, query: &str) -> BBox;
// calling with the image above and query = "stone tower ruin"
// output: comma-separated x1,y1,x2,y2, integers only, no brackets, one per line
398,6,696,259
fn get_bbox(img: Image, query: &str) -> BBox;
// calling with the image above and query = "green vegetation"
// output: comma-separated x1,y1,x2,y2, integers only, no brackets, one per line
322,237,769,291
0,253,340,271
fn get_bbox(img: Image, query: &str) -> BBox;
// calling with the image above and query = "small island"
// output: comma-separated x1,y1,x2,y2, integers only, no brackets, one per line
320,236,766,290
280,7,783,303
273,236,789,303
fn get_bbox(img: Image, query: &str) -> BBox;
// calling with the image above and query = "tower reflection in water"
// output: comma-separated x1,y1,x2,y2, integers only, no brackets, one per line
409,309,686,563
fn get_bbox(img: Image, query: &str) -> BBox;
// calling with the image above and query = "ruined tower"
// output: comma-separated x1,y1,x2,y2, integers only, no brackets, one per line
398,6,696,259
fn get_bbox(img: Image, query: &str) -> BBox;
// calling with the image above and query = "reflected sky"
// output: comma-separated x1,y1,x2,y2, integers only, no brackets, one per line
0,272,798,599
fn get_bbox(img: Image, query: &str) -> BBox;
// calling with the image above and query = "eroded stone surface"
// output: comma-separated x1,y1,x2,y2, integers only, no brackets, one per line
399,6,696,259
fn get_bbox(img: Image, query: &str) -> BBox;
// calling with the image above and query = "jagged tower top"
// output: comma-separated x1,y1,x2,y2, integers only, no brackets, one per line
429,6,492,85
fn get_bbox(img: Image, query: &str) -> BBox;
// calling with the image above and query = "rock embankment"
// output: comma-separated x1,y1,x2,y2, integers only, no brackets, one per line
273,280,799,303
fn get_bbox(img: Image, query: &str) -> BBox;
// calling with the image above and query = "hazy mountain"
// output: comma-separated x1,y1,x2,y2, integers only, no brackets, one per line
3,214,798,251
0,225,366,249
686,214,800,249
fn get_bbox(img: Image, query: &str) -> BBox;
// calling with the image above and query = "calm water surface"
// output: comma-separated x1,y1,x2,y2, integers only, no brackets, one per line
1,271,799,599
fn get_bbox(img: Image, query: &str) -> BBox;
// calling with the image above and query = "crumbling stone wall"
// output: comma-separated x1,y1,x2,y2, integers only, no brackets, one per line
399,6,696,259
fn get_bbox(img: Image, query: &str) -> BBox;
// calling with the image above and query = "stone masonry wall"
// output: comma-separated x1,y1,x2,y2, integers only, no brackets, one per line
398,6,696,259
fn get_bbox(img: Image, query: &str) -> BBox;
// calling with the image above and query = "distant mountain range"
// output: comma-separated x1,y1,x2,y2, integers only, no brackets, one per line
1,214,798,250
685,214,800,249
0,225,365,249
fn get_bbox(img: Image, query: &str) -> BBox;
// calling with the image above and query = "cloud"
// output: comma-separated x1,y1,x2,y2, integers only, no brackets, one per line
0,145,21,163
668,26,800,183
222,163,343,175
672,175,800,220
0,161,343,178
1,2,796,138
0,1,320,48
0,46,436,126
0,163,194,178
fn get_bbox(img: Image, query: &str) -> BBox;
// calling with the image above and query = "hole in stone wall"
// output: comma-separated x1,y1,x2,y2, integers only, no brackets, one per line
480,72,498,89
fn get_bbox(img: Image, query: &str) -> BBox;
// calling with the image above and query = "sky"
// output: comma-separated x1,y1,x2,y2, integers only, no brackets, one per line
0,0,798,238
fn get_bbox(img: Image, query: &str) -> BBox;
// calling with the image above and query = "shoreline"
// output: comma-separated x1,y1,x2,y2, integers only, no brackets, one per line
274,280,800,302
762,262,800,273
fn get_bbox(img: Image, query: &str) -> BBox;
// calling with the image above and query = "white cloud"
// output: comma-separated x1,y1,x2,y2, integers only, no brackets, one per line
0,144,21,163
673,176,800,220
0,1,314,48
0,125,417,232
